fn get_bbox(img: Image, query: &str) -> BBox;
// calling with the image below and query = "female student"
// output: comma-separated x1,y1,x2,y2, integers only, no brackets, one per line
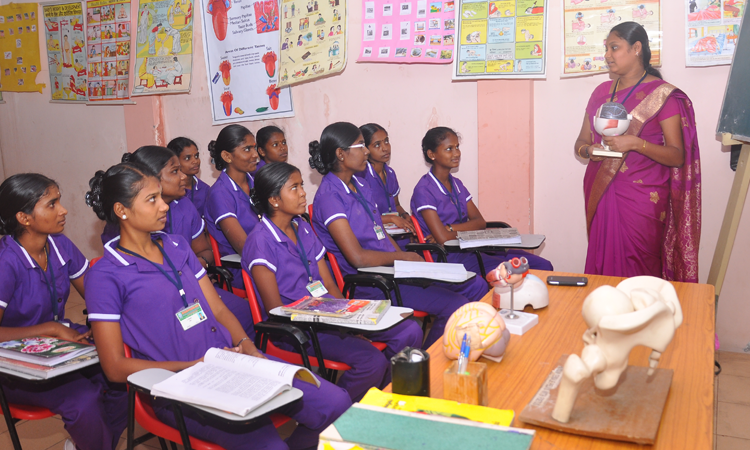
309,122,471,348
167,136,211,215
0,174,127,450
252,125,289,176
100,146,255,336
84,163,350,450
243,162,422,401
574,22,700,281
411,127,554,275
204,124,261,288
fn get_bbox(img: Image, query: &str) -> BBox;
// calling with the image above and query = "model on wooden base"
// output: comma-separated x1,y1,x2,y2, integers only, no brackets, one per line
552,276,683,423
487,257,549,312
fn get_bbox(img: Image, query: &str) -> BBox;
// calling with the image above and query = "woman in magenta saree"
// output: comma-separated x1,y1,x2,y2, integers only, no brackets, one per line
576,22,701,282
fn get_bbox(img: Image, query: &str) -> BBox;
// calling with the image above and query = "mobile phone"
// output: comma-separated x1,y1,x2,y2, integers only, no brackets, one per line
546,276,588,286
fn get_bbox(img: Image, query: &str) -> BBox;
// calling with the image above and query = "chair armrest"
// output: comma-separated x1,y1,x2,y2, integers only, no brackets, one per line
206,265,233,291
405,243,448,262
254,321,312,370
486,221,512,229
342,274,395,304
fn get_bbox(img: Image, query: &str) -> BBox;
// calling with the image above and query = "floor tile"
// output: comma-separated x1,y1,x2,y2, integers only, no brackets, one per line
716,435,750,450
719,351,750,379
0,417,68,450
719,375,750,406
717,402,750,440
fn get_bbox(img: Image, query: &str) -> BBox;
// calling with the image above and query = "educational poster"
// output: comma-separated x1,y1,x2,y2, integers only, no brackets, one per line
686,0,743,66
277,0,346,87
357,0,456,63
562,0,661,77
0,3,45,93
199,0,293,124
43,2,87,102
131,0,194,95
452,0,548,80
86,0,131,102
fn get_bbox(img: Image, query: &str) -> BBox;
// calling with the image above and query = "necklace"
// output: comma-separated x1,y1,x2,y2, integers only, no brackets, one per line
610,70,648,104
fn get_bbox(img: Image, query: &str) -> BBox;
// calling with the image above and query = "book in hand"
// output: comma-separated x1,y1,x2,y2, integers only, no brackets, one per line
281,297,371,318
289,299,391,325
150,348,319,417
394,260,469,282
0,336,96,367
383,222,409,235
591,148,623,158
457,228,522,249
0,352,99,379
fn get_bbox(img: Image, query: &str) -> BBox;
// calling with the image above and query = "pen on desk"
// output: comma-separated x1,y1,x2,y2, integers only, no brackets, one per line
457,333,470,374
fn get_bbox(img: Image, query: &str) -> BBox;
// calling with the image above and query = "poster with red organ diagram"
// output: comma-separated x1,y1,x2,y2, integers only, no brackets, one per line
358,0,456,63
199,0,293,124
86,0,132,101
0,3,45,93
562,0,661,76
43,2,87,101
686,0,743,67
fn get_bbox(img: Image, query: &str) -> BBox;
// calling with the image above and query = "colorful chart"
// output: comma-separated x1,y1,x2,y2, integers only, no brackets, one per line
0,3,45,93
86,0,132,101
43,2,87,102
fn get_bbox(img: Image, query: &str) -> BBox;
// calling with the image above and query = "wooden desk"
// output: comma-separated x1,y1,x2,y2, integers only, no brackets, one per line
386,270,715,449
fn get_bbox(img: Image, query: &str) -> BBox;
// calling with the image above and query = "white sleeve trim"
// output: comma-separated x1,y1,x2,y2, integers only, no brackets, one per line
88,313,121,321
194,267,207,279
248,258,277,272
416,205,437,212
315,247,326,261
69,259,88,280
324,213,347,226
394,187,401,196
192,220,206,240
215,212,237,224
466,194,472,201
0,300,7,308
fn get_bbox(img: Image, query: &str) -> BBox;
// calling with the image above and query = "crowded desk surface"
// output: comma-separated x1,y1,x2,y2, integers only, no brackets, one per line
385,270,715,449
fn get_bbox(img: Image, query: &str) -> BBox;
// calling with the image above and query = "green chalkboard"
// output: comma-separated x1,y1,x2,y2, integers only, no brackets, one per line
718,11,750,140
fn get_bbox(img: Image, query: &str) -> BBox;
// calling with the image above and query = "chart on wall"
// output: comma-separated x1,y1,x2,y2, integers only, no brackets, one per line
562,0,661,77
199,0,293,123
43,2,87,102
0,3,45,93
686,0,743,66
131,0,194,95
86,0,132,102
452,0,548,80
357,0,455,63
278,0,346,87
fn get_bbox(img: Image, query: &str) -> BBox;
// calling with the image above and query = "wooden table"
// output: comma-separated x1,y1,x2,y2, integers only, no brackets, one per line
386,270,715,449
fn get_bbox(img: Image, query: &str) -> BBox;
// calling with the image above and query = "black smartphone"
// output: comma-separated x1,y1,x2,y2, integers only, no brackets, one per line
547,276,588,286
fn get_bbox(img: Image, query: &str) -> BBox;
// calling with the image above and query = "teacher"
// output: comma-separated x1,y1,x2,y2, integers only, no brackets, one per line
574,21,701,282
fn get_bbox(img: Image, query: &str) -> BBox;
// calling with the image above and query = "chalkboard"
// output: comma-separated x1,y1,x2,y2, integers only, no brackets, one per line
718,12,750,140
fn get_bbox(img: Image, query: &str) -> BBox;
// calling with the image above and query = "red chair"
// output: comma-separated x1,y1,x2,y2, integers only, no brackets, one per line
0,398,54,450
410,216,434,262
208,234,247,298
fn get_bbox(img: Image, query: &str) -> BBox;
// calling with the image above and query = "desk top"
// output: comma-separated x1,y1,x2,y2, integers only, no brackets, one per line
443,234,546,250
386,270,715,449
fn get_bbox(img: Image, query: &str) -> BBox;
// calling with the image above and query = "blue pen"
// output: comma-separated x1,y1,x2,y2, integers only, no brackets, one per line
457,333,469,374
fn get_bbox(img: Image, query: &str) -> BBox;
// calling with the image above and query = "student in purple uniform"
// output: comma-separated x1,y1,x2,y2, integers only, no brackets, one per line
252,126,289,176
100,146,256,337
167,137,211,215
204,125,262,289
0,174,127,450
243,162,422,401
410,126,554,273
309,122,471,348
84,163,350,450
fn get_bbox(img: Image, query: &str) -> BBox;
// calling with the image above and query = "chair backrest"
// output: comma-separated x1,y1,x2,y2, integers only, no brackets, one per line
208,234,223,267
410,216,434,263
241,269,264,325
307,204,346,292
90,256,103,267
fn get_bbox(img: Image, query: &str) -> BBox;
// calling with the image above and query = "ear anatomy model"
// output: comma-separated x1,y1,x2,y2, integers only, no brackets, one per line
551,276,683,424
206,0,231,41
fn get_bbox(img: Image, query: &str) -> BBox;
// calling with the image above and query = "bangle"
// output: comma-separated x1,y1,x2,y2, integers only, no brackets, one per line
577,144,589,158
235,337,250,347
642,139,646,150
448,224,454,232
198,255,208,267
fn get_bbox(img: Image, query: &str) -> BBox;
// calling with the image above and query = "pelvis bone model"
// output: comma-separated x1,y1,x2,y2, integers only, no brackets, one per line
552,276,683,423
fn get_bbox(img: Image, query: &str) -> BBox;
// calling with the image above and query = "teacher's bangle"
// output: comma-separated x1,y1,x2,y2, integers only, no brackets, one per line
642,139,647,150
577,144,589,158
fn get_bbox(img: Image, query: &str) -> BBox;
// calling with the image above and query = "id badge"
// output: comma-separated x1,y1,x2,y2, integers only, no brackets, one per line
175,302,208,331
374,224,386,240
306,280,329,297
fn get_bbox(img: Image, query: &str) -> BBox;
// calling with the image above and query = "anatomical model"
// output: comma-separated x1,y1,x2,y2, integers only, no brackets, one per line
486,257,549,312
593,102,631,156
443,302,510,362
552,276,683,423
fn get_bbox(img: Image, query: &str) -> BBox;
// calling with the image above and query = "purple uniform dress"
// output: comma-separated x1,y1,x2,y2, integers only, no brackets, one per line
249,159,267,177
205,170,261,288
243,216,422,401
85,234,350,450
356,162,410,250
411,170,554,277
312,172,470,348
0,235,127,450
189,176,211,216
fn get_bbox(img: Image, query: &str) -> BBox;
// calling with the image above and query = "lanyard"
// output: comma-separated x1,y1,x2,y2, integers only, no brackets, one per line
16,239,60,321
117,241,188,308
610,71,648,105
350,186,378,225
237,176,261,218
167,207,173,234
446,177,464,222
375,169,394,212
291,222,313,282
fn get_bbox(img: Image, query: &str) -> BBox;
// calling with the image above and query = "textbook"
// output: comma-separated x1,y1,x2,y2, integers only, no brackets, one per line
394,260,469,282
281,297,371,318
0,352,99,379
318,403,535,450
383,222,409,235
150,348,319,416
0,336,96,367
457,228,522,249
290,300,390,325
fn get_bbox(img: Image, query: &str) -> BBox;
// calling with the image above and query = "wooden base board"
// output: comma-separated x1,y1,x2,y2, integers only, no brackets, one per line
519,355,673,445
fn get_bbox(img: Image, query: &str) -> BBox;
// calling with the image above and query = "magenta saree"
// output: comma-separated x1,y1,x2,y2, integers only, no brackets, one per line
583,79,701,282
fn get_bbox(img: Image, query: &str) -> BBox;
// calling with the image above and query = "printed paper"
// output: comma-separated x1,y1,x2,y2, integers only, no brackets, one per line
43,2,87,101
0,3,45,93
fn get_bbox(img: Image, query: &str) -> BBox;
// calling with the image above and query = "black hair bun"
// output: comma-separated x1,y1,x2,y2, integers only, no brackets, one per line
121,152,133,163
308,140,328,174
86,170,108,221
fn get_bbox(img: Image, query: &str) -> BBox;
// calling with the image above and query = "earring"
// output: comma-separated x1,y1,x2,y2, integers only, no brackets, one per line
636,52,639,56
274,204,279,207
122,215,127,219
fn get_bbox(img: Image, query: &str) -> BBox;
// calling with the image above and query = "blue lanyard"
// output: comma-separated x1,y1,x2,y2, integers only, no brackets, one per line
610,71,648,105
16,239,59,321
375,168,394,212
237,176,261,218
291,222,313,282
117,241,188,308
447,177,464,222
350,186,378,225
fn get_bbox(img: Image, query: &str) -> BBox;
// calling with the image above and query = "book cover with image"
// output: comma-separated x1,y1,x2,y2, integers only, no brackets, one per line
281,297,371,318
0,336,96,366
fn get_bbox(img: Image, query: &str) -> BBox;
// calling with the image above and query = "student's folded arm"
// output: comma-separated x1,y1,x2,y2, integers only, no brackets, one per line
451,200,486,232
0,310,86,342
191,233,215,266
217,217,248,255
327,218,420,267
251,265,285,311
421,209,455,245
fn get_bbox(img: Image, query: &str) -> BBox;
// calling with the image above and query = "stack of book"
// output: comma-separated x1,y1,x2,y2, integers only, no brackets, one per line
457,228,522,249
281,297,390,325
0,337,98,379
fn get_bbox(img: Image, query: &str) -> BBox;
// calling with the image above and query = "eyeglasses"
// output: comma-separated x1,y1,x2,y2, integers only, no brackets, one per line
347,143,366,149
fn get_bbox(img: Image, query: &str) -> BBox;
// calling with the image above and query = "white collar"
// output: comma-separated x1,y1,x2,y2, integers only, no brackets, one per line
428,171,459,196
13,235,66,269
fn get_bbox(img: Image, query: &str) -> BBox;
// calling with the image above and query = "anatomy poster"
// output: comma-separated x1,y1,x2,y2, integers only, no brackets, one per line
200,0,293,123
562,0,661,76
452,0,548,80
43,2,87,102
0,3,45,93
357,0,455,63
686,0,743,66
278,0,346,87
132,0,194,95
86,0,132,101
